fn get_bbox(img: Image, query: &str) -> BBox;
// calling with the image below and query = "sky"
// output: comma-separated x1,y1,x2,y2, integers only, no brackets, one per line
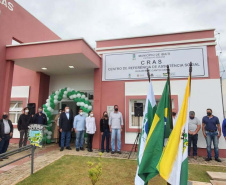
15,0,226,77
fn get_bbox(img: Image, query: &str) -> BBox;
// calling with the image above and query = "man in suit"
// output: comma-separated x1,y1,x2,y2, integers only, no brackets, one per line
59,107,74,151
0,112,13,160
32,107,47,125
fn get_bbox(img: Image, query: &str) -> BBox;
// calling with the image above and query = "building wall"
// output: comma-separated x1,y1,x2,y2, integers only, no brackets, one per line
49,70,94,93
95,30,226,157
0,1,60,114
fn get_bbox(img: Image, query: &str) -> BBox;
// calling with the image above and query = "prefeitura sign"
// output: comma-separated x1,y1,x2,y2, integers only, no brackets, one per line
102,46,208,81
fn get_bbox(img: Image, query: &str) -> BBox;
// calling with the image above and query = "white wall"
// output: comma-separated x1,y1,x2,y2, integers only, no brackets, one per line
125,79,226,150
49,70,94,93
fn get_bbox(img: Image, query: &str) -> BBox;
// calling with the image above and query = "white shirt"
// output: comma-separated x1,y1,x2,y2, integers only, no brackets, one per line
3,119,10,134
86,116,96,134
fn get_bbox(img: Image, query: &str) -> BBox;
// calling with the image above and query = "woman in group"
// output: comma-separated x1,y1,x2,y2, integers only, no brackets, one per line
18,107,32,148
54,109,62,144
86,111,96,152
100,111,110,153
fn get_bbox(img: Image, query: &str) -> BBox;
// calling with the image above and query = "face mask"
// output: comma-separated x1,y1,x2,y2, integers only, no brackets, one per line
65,109,70,113
189,116,194,119
114,108,118,111
90,113,94,117
104,114,108,117
172,113,176,116
39,110,42,113
3,115,8,119
79,112,83,116
25,110,29,113
59,112,62,114
207,112,212,116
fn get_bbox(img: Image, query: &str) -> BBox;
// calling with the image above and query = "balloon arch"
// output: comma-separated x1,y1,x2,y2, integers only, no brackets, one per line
42,87,92,143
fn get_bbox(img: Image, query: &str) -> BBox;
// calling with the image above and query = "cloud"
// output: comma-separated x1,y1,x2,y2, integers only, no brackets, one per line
15,0,226,76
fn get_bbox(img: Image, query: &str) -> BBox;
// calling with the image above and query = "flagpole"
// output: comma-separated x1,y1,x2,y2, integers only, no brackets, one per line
147,68,151,82
167,65,173,129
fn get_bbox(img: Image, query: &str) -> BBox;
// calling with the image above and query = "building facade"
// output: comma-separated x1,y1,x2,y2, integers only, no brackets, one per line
1,1,225,157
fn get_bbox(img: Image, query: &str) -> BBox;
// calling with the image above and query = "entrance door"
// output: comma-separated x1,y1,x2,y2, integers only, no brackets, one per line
61,100,78,117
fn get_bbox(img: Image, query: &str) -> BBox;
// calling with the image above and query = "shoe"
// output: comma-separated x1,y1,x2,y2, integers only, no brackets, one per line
80,147,84,151
60,147,64,151
66,147,72,150
101,150,104,153
89,149,93,152
106,151,109,153
111,151,115,154
117,151,122,154
215,158,222,162
194,156,197,160
205,158,212,161
3,156,9,159
76,148,79,152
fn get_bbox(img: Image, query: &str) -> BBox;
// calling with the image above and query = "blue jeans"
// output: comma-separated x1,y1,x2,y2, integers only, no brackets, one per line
111,129,121,152
61,131,71,148
0,134,10,154
188,134,198,156
75,130,84,149
206,131,219,159
101,129,110,152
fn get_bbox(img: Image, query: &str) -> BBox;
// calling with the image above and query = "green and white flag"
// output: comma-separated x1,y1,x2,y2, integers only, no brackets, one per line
138,79,171,184
135,80,157,185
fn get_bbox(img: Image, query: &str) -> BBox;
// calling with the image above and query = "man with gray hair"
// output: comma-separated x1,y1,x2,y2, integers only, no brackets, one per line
188,111,201,159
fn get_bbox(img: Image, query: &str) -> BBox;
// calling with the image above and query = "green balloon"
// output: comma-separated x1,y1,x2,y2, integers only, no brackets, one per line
46,139,51,144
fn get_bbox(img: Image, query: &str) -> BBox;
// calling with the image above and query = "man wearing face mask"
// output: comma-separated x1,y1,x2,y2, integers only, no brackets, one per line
74,109,86,151
109,105,123,154
18,107,32,148
188,111,201,159
0,113,13,160
33,107,47,125
59,107,74,151
202,108,221,162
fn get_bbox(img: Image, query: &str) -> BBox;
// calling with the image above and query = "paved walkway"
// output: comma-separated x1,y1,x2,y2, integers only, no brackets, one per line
0,143,225,185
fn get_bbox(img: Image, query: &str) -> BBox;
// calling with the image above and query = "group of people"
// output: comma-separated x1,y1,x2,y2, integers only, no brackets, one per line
56,105,123,154
185,108,225,162
0,104,226,161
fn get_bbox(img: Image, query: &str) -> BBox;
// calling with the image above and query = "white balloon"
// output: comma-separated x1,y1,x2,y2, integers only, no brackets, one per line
84,104,88,108
54,100,58,104
73,95,77,98
76,102,80,106
85,97,88,101
63,94,67,98
44,129,48,134
88,106,92,110
67,87,71,91
77,93,81,98
47,135,51,140
50,109,54,113
47,117,49,121
49,123,52,127
55,91,59,95
64,91,68,95
80,102,84,106
46,99,50,104
47,107,52,111
81,95,85,99
54,95,58,99
48,131,52,135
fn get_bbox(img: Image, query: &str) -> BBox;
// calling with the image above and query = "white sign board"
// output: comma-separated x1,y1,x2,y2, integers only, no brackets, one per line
102,46,208,81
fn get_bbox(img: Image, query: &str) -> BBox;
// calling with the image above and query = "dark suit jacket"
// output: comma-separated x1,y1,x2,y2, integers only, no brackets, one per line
33,113,47,125
0,119,13,138
59,112,74,131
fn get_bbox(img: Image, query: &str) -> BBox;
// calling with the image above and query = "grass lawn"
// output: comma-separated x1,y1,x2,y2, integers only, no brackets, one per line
17,155,226,185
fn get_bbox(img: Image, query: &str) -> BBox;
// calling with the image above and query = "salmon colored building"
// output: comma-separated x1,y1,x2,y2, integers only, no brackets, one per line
1,1,225,157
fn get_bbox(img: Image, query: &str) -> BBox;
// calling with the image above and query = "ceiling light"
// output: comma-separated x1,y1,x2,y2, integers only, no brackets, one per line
42,67,47,70
69,66,75,69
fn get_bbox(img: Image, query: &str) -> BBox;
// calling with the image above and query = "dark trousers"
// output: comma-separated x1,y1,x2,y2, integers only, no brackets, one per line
19,130,28,148
0,134,10,154
188,134,198,156
101,129,109,152
87,134,94,151
61,131,71,148
58,130,61,147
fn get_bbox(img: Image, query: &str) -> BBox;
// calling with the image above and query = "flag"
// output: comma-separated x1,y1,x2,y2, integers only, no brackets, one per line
158,76,190,185
138,78,171,183
135,80,157,185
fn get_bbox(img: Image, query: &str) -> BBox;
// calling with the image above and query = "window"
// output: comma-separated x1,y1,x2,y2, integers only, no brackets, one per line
129,98,175,128
9,101,23,124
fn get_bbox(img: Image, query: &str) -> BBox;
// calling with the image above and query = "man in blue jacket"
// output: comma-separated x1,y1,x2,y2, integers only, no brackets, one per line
222,118,226,141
